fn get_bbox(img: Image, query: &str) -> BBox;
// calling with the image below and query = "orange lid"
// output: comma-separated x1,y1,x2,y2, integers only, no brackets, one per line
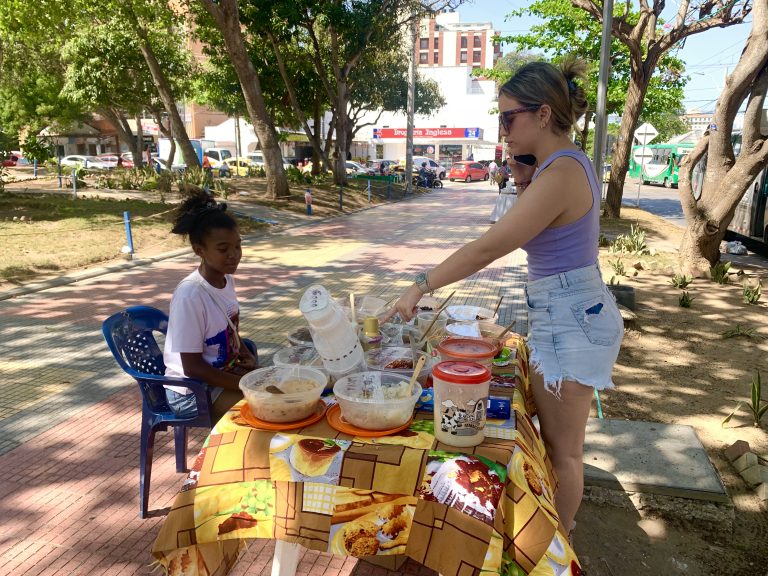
437,337,496,360
432,361,491,384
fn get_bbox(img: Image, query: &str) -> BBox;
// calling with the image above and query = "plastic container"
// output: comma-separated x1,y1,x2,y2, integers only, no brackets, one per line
445,321,507,355
364,347,430,383
432,361,491,447
272,345,330,388
436,337,497,368
445,305,498,323
287,326,314,347
239,365,326,423
333,371,422,430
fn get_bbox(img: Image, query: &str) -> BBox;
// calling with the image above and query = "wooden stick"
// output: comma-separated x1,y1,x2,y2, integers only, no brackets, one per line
495,320,517,341
493,295,504,316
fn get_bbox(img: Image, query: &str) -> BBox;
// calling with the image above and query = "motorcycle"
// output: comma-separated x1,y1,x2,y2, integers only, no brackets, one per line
412,170,443,189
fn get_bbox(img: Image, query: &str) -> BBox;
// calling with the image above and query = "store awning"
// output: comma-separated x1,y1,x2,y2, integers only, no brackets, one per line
373,127,484,140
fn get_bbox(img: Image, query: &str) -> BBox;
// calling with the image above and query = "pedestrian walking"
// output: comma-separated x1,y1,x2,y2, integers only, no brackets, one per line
384,56,623,542
488,159,498,187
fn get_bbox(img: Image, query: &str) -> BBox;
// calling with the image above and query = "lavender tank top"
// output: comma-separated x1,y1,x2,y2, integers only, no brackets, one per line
521,149,600,280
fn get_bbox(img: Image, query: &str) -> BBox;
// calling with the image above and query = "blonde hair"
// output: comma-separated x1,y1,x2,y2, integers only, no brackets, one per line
500,56,588,135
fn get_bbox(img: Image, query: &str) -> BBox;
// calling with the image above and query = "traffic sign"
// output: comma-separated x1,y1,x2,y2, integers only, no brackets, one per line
633,146,654,166
633,122,658,146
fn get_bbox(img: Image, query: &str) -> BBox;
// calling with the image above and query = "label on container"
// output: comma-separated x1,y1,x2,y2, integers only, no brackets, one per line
438,395,488,436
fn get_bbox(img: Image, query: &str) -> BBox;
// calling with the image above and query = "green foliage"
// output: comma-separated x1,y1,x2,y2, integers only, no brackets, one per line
598,233,611,248
722,371,768,428
609,258,626,277
471,51,542,86
742,278,762,304
610,224,649,254
720,325,765,340
678,291,694,308
608,275,621,286
20,135,54,163
670,274,693,289
710,261,732,284
677,290,696,308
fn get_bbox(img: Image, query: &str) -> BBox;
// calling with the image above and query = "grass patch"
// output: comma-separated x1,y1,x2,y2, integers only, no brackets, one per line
0,193,267,283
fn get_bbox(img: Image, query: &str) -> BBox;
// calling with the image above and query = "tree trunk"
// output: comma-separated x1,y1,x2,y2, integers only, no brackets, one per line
580,110,592,152
678,215,725,276
153,110,175,166
101,108,142,168
604,74,647,218
128,13,200,169
199,0,289,199
332,80,349,184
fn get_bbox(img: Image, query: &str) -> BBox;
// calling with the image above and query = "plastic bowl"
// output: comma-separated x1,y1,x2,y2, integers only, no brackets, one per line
436,337,498,368
445,321,507,355
239,365,326,423
272,345,330,389
333,371,421,430
445,305,499,323
364,347,430,383
287,326,314,347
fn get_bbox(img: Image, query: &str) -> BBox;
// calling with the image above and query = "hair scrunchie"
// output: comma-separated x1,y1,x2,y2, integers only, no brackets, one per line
567,79,577,94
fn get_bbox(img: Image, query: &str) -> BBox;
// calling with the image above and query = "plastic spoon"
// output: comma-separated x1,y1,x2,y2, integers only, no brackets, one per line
265,385,285,394
409,354,427,394
349,293,357,325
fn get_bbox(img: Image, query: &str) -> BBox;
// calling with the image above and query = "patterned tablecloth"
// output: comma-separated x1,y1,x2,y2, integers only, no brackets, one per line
151,344,582,576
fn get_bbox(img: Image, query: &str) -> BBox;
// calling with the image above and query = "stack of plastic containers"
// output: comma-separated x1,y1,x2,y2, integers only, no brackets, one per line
299,285,366,381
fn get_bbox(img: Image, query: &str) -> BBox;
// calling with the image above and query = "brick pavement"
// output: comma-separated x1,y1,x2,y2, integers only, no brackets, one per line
0,183,527,575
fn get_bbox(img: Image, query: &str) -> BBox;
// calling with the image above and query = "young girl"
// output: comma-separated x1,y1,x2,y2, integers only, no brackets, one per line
386,57,623,540
163,191,258,421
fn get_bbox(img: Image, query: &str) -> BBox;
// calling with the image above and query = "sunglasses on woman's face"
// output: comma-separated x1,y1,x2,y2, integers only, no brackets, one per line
499,105,540,132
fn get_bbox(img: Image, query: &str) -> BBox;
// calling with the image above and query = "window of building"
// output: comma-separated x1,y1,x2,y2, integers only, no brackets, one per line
420,38,429,49
460,51,467,63
473,50,481,63
433,52,439,64
473,36,482,48
460,36,467,48
434,37,439,49
419,52,428,64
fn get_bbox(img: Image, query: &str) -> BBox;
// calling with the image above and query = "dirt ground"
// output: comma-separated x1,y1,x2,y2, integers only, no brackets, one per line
577,208,768,576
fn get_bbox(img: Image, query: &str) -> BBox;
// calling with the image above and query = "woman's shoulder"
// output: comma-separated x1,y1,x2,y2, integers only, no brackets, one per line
173,271,205,297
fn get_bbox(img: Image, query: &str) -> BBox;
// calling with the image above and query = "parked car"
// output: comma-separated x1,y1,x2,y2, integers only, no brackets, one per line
96,154,134,169
398,156,446,179
60,155,109,169
1,154,19,167
345,161,375,176
227,157,258,177
366,159,397,175
448,161,489,183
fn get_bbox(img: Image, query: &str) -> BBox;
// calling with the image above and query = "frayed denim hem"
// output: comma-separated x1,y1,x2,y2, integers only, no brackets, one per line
528,343,616,399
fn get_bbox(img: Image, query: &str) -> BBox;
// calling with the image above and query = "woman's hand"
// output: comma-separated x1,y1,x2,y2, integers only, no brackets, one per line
382,284,423,323
509,158,536,185
236,344,258,370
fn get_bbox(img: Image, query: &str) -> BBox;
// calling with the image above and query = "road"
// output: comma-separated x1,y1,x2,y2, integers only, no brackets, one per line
619,177,688,227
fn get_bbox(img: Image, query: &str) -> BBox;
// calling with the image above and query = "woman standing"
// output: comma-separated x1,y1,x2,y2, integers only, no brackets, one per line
385,57,623,538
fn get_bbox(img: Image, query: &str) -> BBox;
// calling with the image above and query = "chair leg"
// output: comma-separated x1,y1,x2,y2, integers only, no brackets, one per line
174,426,188,473
271,540,302,576
140,420,158,519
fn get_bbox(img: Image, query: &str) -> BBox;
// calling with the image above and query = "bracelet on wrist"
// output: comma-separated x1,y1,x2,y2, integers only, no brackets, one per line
414,271,433,295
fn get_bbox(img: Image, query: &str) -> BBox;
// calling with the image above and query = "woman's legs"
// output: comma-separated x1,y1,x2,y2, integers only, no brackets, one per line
530,371,594,533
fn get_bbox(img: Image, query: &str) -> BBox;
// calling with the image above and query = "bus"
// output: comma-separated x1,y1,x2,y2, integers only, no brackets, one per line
724,132,768,245
628,142,695,188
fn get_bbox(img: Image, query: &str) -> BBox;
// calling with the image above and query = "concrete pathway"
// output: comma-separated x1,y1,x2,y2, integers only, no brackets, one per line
0,182,526,575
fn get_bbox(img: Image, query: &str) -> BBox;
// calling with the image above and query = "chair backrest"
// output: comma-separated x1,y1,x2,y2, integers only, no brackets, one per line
102,305,174,413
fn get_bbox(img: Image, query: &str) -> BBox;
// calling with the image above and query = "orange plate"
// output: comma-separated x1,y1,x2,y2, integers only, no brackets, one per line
325,403,413,437
239,402,327,431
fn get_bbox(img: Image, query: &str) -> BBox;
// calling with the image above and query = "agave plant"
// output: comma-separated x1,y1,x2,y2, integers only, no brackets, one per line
722,371,768,428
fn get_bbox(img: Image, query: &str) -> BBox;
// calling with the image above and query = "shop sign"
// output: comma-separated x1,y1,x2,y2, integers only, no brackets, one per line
373,127,482,139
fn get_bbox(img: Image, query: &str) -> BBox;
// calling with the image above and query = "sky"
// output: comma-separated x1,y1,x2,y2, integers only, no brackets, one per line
457,0,753,113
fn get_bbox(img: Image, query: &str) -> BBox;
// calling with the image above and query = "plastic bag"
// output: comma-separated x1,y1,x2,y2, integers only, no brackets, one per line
725,240,748,255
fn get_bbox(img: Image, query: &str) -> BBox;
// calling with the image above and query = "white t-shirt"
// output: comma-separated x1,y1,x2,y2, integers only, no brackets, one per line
163,269,241,394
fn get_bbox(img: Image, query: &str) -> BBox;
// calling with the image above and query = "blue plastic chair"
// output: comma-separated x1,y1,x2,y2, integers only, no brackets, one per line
102,305,256,518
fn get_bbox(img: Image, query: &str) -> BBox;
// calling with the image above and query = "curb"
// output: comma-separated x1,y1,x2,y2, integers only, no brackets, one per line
0,187,427,301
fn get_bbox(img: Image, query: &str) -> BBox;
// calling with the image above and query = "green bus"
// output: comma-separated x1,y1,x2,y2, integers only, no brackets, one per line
628,143,695,188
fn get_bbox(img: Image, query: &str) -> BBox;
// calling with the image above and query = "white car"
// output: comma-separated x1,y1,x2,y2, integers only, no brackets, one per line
345,161,374,176
397,156,446,179
60,155,109,169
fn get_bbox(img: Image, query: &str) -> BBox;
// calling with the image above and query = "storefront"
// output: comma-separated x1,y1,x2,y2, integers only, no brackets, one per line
371,126,498,165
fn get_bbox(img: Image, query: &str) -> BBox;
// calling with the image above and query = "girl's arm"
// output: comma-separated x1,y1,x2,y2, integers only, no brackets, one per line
180,353,245,391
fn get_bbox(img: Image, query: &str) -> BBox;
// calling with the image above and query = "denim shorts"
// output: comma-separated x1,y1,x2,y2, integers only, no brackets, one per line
165,387,223,418
525,263,623,397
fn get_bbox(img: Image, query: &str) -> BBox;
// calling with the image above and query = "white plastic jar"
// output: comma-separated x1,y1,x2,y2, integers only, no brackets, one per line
432,361,491,447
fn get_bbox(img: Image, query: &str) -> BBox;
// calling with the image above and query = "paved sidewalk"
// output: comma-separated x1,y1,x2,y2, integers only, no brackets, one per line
0,184,525,575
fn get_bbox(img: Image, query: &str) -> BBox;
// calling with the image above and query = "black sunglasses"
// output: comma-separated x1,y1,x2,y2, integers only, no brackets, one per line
499,105,540,132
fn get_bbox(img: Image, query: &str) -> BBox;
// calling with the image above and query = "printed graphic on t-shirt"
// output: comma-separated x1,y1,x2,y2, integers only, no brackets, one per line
206,312,240,369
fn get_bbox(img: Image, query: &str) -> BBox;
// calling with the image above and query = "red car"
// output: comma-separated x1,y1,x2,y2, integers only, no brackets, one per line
448,161,489,183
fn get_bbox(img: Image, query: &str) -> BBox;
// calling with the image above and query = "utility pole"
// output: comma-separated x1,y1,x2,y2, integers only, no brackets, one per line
405,7,419,194
592,0,614,187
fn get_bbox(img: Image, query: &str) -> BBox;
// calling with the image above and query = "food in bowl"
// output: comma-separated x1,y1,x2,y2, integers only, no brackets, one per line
333,372,421,430
364,347,430,383
239,366,326,423
272,345,330,388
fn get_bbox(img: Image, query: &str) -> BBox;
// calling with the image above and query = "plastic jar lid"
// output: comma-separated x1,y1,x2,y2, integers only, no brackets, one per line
432,361,491,384
437,337,496,359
